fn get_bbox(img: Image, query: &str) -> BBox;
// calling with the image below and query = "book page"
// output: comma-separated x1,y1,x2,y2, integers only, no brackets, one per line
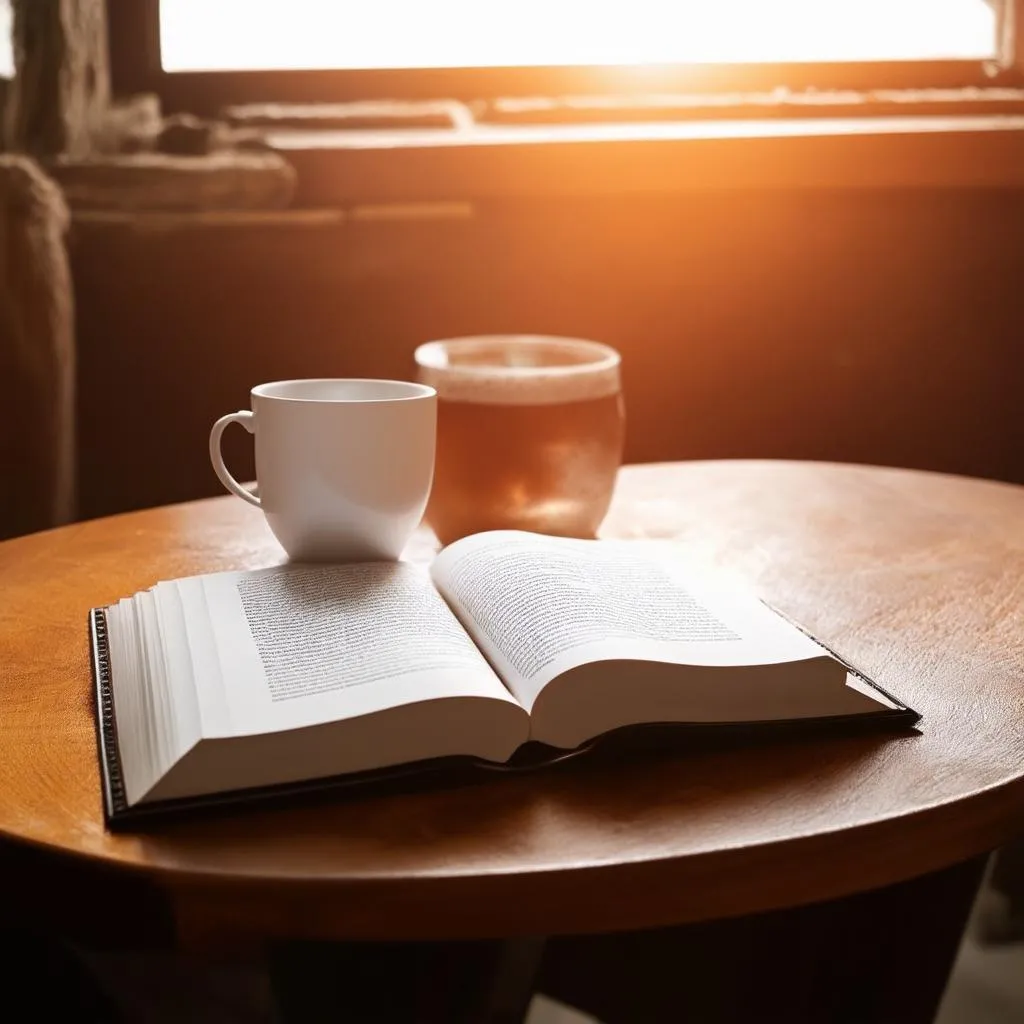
174,576,232,738
431,531,830,711
194,561,519,738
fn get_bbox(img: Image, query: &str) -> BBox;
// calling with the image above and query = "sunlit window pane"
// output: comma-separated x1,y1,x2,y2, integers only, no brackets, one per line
160,0,997,73
0,0,13,79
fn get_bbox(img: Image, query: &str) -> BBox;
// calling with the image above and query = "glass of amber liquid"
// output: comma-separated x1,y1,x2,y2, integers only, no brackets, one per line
414,335,625,545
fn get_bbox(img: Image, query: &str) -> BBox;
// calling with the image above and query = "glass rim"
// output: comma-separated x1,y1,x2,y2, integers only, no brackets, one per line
414,335,620,377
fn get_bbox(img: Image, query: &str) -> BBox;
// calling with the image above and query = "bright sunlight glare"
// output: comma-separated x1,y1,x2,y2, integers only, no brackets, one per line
0,1,12,79
160,0,996,72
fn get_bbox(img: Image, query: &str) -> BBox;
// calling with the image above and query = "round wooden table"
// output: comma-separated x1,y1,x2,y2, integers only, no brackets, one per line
2,461,1023,1021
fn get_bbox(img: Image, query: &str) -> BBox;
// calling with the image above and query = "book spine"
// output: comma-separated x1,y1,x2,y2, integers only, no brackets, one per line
90,607,128,822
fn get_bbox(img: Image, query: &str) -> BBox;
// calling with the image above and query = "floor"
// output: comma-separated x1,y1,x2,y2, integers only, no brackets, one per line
935,939,1024,1024
527,912,1024,1024
932,885,1024,1024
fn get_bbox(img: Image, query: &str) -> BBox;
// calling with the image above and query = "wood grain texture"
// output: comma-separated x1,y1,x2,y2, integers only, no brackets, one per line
1,461,1023,941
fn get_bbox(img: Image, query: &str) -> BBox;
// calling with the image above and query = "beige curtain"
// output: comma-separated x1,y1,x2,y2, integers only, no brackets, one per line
0,155,75,538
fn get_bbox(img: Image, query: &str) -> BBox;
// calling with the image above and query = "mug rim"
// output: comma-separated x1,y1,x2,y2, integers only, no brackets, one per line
252,379,436,403
414,335,620,377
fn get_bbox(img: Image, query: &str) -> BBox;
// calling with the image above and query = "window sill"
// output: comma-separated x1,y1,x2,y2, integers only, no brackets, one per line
265,112,1024,205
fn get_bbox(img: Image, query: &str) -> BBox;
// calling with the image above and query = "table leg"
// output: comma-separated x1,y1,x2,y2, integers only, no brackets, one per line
268,936,545,1024
538,855,988,1024
473,937,548,1024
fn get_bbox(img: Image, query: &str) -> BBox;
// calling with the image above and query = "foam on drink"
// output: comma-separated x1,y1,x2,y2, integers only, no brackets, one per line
415,336,620,406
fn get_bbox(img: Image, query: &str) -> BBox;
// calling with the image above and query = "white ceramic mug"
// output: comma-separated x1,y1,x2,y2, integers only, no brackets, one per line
209,379,436,562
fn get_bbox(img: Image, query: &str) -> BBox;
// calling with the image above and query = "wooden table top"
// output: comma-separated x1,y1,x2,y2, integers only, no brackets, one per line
2,460,1023,941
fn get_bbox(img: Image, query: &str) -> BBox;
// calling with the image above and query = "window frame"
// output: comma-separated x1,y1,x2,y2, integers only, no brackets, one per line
110,0,1024,117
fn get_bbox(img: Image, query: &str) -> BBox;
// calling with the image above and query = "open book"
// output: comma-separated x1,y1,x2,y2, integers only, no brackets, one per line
91,531,917,825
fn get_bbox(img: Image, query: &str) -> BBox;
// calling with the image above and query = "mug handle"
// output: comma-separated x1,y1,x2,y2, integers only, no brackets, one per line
209,411,261,508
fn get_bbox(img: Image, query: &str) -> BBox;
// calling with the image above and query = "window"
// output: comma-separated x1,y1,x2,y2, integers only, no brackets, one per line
109,0,1023,114
160,0,998,72
0,1,12,79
